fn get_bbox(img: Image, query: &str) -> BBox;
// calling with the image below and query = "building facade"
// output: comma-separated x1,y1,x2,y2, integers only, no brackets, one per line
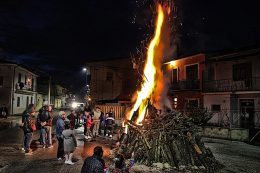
0,61,38,115
203,48,260,133
164,54,205,110
86,58,137,103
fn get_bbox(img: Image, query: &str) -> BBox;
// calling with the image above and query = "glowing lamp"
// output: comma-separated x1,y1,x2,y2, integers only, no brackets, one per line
71,102,77,108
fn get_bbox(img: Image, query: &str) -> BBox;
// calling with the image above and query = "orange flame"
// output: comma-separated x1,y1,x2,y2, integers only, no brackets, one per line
126,4,165,126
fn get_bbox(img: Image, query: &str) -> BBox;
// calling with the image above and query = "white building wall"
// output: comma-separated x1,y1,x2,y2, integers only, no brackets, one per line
204,94,231,125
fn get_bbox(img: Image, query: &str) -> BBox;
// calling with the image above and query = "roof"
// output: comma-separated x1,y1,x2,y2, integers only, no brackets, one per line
206,47,260,62
0,59,39,77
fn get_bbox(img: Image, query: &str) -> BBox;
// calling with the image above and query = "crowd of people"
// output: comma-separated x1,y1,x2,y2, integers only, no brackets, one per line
20,103,128,172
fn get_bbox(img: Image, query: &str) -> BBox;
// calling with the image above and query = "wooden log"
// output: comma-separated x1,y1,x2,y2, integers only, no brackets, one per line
127,120,152,150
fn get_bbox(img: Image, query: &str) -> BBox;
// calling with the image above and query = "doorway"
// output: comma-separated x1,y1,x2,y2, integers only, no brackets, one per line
240,99,254,129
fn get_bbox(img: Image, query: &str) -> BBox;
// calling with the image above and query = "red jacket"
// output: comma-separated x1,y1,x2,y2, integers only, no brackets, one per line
86,118,92,128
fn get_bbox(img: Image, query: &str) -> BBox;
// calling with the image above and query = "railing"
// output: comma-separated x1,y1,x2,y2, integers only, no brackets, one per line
95,105,126,119
203,77,260,92
207,109,260,128
16,82,35,92
169,80,200,91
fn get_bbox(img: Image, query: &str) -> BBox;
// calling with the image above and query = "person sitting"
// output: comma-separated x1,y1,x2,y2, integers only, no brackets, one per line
81,146,105,173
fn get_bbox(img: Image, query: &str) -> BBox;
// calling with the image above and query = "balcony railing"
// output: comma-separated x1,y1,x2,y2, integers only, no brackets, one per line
16,82,35,92
169,80,200,91
203,77,260,92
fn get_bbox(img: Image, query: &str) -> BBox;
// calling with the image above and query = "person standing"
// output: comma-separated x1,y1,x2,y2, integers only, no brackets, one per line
0,104,8,118
39,105,53,148
81,146,105,173
83,110,89,138
99,110,105,136
108,107,115,119
22,104,36,155
56,111,66,160
85,115,93,140
105,113,115,138
92,107,101,137
62,120,77,165
67,110,77,129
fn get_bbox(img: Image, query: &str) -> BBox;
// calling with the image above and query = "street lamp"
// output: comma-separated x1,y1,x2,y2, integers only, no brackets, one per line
83,67,91,107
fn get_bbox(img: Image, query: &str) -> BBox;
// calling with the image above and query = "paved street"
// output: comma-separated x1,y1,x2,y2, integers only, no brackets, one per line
204,138,260,173
0,125,113,173
0,113,260,173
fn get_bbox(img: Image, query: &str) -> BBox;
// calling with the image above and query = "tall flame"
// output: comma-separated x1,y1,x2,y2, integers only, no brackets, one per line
126,4,165,127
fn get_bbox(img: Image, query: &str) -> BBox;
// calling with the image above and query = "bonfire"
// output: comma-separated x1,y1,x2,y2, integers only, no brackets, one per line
115,1,222,172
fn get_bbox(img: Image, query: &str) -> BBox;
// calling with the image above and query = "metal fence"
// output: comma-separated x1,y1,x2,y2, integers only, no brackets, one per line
207,109,260,128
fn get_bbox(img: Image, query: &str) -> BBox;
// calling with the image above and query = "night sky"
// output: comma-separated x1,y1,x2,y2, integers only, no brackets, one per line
0,0,259,92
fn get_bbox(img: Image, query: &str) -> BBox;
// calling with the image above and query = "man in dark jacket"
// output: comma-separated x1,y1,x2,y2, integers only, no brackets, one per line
22,104,36,155
81,146,104,173
56,111,66,160
105,114,115,138
38,105,53,148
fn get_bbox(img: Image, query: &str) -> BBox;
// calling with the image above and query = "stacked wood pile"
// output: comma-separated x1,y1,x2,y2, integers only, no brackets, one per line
118,107,222,172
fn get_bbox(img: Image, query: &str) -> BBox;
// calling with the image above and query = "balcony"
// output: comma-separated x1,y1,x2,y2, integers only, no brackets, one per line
169,80,200,91
203,77,260,92
16,82,35,92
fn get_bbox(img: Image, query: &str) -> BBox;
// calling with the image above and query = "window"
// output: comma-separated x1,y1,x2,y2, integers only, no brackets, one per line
18,73,22,83
172,68,178,83
188,99,199,108
31,97,33,104
186,64,198,80
25,75,27,84
26,96,29,107
233,63,252,81
17,97,20,107
31,78,34,90
106,72,113,81
208,65,215,80
0,76,3,87
211,104,221,112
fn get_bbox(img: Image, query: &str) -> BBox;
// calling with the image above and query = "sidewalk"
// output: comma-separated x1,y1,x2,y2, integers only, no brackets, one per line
0,116,22,130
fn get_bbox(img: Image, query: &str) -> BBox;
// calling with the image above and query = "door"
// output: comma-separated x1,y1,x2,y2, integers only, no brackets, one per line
240,99,254,129
26,96,29,107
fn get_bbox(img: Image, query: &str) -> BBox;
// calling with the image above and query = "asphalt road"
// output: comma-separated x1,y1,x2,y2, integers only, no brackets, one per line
0,111,260,173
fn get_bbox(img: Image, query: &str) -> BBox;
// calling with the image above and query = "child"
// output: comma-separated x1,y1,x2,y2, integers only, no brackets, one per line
85,115,93,140
62,120,77,165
